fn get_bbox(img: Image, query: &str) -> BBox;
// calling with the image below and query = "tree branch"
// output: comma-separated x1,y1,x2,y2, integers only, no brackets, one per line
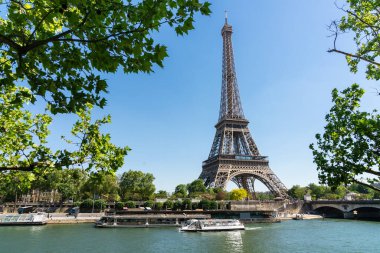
345,9,380,35
0,34,22,51
352,178,380,192
328,48,380,66
366,168,380,177
55,19,171,44
0,157,88,172
0,162,40,172
19,10,91,55
27,8,55,44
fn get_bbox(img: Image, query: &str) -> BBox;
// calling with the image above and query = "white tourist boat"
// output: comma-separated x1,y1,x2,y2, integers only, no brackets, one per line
0,212,47,226
180,219,245,232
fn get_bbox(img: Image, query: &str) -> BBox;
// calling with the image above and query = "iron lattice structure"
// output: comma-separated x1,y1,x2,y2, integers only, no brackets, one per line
199,18,288,199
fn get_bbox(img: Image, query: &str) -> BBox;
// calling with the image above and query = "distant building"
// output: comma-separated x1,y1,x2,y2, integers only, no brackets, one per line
155,198,168,203
21,190,61,203
344,192,358,201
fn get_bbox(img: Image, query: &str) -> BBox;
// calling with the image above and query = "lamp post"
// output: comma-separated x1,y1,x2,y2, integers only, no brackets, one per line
91,192,95,213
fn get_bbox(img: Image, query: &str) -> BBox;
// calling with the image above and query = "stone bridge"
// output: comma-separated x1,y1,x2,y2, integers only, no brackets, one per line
229,200,303,213
309,200,380,219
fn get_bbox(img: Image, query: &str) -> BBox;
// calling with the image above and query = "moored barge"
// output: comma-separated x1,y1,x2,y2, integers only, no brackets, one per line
95,214,210,228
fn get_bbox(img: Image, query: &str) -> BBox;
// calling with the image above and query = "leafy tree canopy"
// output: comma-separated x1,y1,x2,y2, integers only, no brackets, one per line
230,188,248,201
119,170,155,201
329,0,380,80
287,185,308,200
310,84,380,192
0,0,211,114
155,190,169,199
0,87,129,174
81,171,120,201
187,179,206,195
174,183,187,197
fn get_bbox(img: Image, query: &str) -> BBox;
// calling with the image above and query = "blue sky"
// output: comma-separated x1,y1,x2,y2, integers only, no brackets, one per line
47,0,380,192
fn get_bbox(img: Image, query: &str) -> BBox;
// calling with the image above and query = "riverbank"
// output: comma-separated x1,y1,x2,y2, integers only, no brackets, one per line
46,214,323,224
1,212,323,224
279,214,323,220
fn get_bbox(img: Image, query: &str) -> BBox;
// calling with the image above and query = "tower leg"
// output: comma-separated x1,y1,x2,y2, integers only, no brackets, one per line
200,164,288,199
232,175,256,200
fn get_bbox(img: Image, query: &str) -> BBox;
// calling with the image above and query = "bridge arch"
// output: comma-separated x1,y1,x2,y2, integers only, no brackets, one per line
349,207,380,220
348,206,380,212
314,206,344,218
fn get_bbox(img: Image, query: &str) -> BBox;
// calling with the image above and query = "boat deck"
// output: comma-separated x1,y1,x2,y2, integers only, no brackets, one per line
96,214,211,228
0,214,47,225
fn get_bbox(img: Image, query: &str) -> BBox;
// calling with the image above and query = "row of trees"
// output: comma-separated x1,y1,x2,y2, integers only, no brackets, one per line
173,180,254,201
0,169,156,204
172,180,276,201
288,183,380,200
3,165,380,204
116,199,222,211
0,169,275,204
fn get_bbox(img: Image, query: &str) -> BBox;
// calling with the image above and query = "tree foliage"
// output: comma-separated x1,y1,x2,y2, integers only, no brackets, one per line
181,199,191,210
154,202,163,210
0,87,129,174
119,170,156,201
173,200,182,210
310,84,380,191
198,199,210,210
329,0,380,80
30,168,87,201
174,184,187,197
0,0,211,113
187,179,206,195
215,190,227,200
155,190,169,199
163,199,173,209
0,0,210,200
125,200,135,208
81,172,120,201
0,170,34,202
348,183,380,199
288,185,308,200
230,188,248,201
255,191,274,201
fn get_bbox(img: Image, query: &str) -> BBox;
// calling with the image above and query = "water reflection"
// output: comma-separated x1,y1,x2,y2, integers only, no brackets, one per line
196,230,244,253
224,231,243,253
29,225,45,232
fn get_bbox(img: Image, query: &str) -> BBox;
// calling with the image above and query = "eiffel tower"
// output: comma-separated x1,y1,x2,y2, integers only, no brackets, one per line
199,17,288,199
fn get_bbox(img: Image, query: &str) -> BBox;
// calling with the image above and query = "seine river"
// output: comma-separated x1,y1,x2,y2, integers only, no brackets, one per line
0,219,378,252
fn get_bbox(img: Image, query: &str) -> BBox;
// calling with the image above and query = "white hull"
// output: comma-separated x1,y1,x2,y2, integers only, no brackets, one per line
180,219,245,232
180,226,245,232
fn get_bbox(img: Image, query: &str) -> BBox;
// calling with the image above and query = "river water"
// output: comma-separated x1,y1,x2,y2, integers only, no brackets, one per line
0,219,378,253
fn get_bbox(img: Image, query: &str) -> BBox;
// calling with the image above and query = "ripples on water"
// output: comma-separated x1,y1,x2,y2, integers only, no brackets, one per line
0,219,378,253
